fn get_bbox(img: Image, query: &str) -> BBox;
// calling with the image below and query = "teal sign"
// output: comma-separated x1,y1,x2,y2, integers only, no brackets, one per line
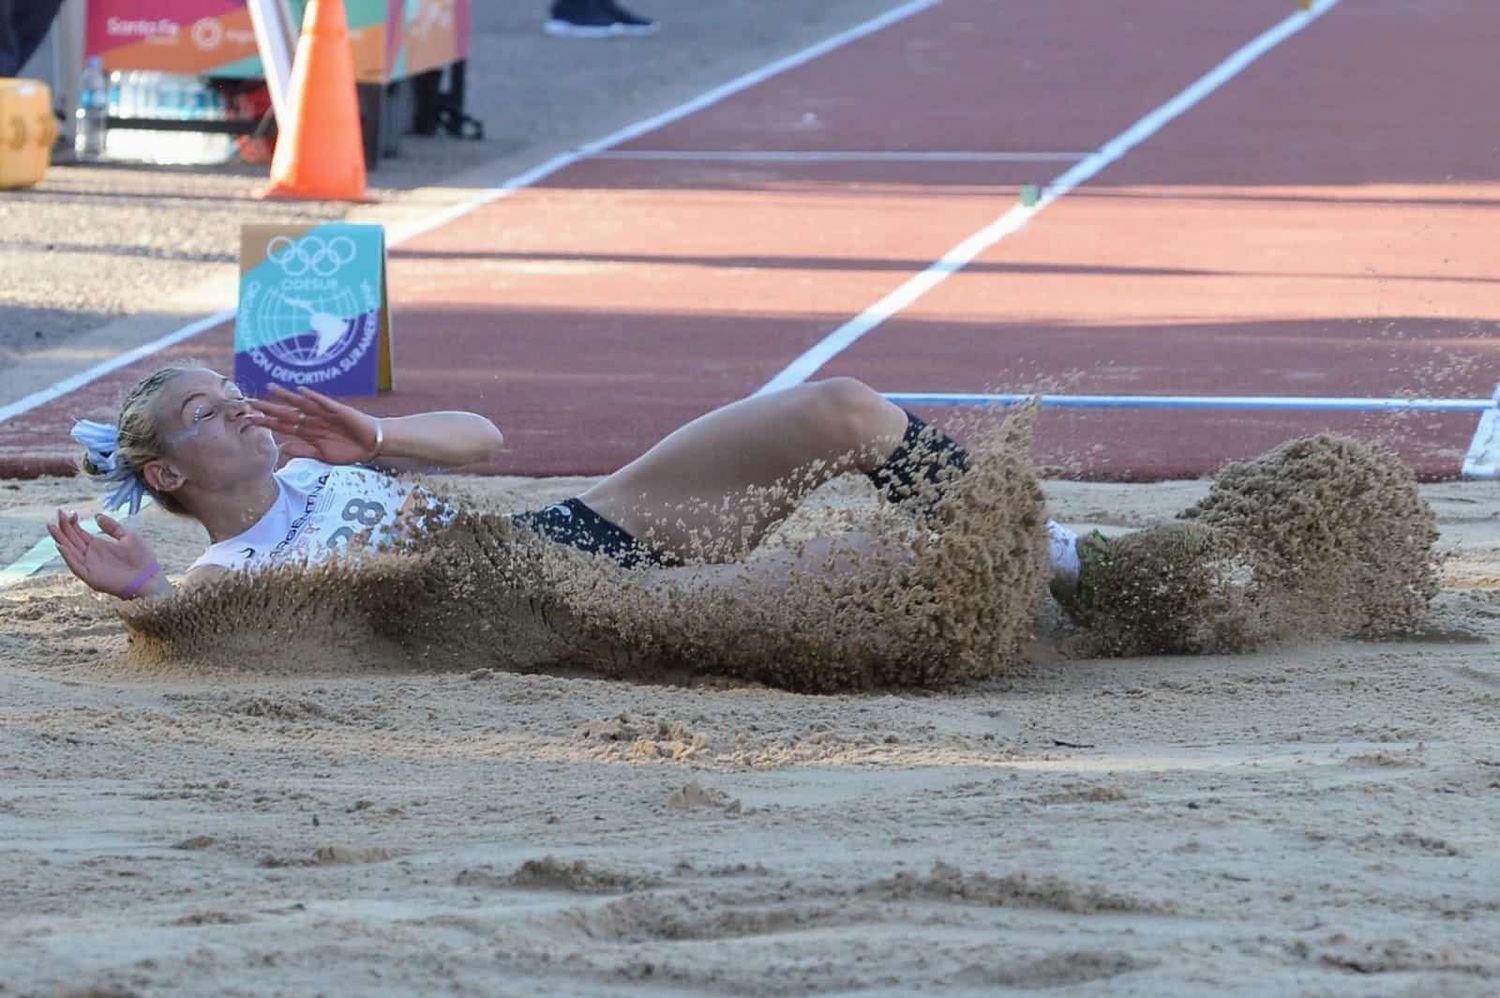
234,223,393,398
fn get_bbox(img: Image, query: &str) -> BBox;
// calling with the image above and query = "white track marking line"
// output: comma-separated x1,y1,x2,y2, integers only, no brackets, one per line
0,534,75,590
391,0,945,246
590,150,1091,163
756,0,1343,395
1460,384,1500,479
0,310,234,425
882,392,1496,413
0,0,946,429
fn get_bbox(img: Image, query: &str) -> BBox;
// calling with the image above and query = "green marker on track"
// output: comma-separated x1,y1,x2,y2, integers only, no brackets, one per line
1020,184,1040,207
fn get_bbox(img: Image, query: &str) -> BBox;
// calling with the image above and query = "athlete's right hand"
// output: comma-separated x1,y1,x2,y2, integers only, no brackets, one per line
46,509,164,600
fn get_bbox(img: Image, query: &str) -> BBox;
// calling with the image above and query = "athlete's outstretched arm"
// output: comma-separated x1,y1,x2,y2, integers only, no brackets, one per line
252,385,504,471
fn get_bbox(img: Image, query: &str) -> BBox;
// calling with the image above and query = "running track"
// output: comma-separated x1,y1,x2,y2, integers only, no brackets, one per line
2,0,1496,480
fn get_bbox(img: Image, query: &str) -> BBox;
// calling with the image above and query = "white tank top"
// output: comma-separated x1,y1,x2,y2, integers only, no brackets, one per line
189,459,452,574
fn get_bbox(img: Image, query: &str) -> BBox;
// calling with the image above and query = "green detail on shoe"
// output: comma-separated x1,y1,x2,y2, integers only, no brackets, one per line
1071,529,1112,614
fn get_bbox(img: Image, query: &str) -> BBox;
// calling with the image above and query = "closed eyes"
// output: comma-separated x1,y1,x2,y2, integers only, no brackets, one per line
173,387,248,445
187,387,247,426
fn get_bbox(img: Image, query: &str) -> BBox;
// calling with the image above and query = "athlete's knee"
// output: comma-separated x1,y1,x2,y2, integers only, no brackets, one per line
808,377,900,454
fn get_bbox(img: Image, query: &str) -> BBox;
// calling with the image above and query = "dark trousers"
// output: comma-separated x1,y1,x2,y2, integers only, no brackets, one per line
0,0,66,78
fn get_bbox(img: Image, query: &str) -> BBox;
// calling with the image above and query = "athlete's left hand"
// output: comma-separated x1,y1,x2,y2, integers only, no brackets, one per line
252,384,380,465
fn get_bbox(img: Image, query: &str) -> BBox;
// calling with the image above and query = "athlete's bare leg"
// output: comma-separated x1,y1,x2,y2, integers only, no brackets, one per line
579,378,910,561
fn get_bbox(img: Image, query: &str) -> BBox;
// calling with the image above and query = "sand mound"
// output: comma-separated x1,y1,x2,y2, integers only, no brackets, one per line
950,950,1153,989
667,780,743,813
865,860,1165,914
1181,433,1440,637
117,411,1048,692
1064,434,1442,657
456,857,660,894
259,845,394,867
557,890,868,943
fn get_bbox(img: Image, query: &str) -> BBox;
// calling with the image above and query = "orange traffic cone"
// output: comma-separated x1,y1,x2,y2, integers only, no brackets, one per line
261,0,370,202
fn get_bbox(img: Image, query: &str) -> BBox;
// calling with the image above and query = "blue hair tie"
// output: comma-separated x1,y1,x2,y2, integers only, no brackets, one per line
71,419,149,515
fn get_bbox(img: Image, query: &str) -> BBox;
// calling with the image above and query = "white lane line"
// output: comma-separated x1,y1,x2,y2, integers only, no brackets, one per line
391,0,945,247
0,310,234,425
756,0,1344,395
1460,384,1500,479
0,533,77,590
883,392,1497,413
590,150,1092,163
0,0,947,428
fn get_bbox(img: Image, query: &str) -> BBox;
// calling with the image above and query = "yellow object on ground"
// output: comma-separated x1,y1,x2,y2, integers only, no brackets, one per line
0,78,55,190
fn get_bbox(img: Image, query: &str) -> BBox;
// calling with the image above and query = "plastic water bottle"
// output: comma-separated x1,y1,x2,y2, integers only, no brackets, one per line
74,56,109,161
96,70,235,166
107,70,137,161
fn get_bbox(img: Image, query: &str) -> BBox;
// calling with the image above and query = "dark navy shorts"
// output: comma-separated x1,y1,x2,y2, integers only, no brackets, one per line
510,498,678,569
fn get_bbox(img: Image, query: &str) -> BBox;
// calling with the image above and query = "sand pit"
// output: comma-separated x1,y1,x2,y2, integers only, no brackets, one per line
4,0,1496,987
2,452,1496,994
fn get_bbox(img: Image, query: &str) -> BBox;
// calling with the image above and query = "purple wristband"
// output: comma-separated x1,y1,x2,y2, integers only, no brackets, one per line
120,561,162,600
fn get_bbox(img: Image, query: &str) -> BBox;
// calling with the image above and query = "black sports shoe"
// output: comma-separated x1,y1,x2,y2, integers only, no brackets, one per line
545,0,617,38
546,0,657,38
601,0,658,36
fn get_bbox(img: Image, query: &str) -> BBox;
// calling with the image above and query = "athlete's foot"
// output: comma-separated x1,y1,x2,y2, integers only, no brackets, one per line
1052,527,1109,616
1060,522,1262,657
1044,520,1081,605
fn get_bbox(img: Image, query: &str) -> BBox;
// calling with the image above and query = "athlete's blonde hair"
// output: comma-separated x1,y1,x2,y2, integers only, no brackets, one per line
79,367,192,516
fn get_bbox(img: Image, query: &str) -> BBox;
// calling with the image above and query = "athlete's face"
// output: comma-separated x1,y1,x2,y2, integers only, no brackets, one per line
144,369,278,494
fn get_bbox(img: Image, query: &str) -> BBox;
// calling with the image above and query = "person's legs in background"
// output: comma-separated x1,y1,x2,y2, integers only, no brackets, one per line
0,0,65,77
0,0,23,77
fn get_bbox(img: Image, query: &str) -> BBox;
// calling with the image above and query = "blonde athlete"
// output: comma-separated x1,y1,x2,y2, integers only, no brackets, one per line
51,367,1081,602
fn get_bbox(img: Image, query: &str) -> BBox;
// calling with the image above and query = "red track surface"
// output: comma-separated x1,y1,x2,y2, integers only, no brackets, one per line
2,0,1495,480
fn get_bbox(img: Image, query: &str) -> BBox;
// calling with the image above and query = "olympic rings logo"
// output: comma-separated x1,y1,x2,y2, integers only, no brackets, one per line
266,235,357,277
